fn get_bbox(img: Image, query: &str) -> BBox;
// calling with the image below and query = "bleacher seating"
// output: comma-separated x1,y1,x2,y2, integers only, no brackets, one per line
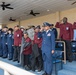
71,41,76,60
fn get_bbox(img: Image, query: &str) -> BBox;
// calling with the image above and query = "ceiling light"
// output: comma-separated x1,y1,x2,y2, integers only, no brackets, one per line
47,10,50,11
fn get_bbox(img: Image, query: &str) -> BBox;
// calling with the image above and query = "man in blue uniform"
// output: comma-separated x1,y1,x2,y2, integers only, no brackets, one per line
7,28,14,60
2,26,8,58
0,29,2,57
50,24,58,39
39,22,55,75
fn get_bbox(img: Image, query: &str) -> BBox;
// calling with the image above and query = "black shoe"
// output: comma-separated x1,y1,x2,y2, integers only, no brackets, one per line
17,61,19,63
0,55,3,57
2,56,7,58
47,74,51,75
13,60,17,62
8,58,12,60
38,68,42,72
42,72,47,75
24,65,31,70
28,65,31,70
68,60,72,62
32,68,35,72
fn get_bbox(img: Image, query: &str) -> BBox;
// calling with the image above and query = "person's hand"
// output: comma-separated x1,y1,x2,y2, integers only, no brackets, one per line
12,45,14,46
40,27,44,32
52,50,54,54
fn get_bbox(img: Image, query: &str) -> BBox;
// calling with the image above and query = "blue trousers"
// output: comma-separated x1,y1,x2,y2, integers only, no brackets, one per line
2,44,8,57
8,45,13,59
42,52,53,75
0,42,2,56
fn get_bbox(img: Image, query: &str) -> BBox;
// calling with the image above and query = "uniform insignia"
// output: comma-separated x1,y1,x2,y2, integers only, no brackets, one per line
73,45,76,47
9,35,11,37
47,33,51,36
4,33,7,34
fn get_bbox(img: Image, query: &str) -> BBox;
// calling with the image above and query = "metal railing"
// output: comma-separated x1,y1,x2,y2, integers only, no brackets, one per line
0,61,35,75
56,41,66,64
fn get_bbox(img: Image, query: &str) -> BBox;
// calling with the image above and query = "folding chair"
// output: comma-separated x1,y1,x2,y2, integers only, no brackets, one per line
71,41,76,60
55,42,64,51
53,51,63,75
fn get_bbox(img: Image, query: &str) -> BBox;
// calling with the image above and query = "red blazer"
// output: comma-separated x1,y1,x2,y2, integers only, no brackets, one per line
23,37,32,55
33,32,42,48
72,22,76,29
14,29,23,46
72,22,76,38
55,22,73,40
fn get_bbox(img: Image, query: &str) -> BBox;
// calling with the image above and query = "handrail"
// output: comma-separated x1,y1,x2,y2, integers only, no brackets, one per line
56,41,66,64
0,61,36,75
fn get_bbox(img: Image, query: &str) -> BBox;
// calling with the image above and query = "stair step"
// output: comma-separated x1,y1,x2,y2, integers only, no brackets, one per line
0,69,4,75
58,69,76,75
63,61,76,72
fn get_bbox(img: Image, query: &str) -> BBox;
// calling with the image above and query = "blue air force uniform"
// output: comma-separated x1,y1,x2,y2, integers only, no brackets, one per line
7,34,14,59
1,32,8,58
51,28,58,39
39,22,55,75
0,30,2,56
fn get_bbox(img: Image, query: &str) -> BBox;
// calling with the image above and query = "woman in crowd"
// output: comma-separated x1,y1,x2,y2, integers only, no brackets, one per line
22,32,32,70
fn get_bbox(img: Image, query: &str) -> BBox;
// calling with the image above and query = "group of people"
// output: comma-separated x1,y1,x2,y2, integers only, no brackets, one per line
0,17,76,75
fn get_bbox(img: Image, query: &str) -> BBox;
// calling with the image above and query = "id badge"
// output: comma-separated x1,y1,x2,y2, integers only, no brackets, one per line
66,27,69,30
17,34,19,37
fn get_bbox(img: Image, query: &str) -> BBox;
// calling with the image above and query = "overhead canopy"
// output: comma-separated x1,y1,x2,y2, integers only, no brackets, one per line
0,0,76,24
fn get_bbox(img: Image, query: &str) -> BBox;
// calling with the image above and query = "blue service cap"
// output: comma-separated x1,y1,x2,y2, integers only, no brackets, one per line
43,22,52,27
8,28,13,32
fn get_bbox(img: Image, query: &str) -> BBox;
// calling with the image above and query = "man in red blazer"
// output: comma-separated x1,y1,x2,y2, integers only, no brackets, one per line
13,25,23,63
55,17,73,62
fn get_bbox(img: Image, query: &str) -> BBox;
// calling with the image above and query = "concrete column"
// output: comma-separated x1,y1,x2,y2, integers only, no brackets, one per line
56,11,60,22
55,11,60,39
19,21,21,26
0,24,2,29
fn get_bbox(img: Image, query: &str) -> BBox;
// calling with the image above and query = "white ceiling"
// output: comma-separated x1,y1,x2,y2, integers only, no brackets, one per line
0,0,76,24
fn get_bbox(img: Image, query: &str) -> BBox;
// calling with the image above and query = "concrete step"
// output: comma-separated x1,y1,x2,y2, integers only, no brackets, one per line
58,69,76,75
63,61,76,72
